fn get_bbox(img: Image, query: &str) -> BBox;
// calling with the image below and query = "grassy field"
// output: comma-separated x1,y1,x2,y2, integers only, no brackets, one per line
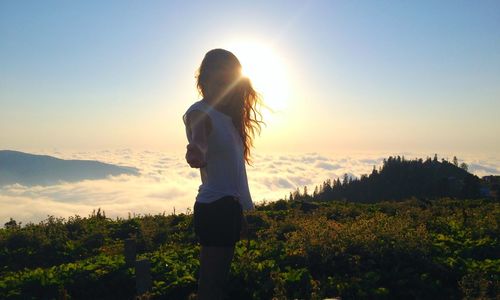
1,198,499,299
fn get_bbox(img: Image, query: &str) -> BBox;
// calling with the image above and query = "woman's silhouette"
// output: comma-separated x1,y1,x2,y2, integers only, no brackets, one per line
183,48,263,299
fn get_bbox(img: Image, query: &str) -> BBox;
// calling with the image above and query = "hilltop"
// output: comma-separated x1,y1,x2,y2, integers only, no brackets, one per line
289,155,495,203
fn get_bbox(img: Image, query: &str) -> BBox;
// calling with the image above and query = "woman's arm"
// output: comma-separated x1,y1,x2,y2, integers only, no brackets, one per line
185,110,211,168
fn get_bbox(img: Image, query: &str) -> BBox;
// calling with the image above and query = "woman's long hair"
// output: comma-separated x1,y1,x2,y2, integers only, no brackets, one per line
196,48,264,164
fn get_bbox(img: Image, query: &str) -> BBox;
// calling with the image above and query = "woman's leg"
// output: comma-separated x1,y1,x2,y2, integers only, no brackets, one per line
197,245,235,300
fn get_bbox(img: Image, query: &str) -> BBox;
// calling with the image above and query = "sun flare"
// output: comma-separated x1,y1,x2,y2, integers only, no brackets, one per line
225,41,290,115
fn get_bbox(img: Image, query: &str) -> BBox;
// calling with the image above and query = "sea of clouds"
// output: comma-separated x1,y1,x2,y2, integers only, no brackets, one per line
1,149,499,225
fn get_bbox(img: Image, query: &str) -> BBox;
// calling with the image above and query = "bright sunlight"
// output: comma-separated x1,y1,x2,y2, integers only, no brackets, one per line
226,41,290,114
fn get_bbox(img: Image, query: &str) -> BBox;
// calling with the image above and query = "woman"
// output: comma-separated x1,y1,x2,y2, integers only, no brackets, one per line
183,48,264,299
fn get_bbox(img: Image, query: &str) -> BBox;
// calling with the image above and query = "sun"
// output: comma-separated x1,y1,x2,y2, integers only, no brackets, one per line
225,41,290,114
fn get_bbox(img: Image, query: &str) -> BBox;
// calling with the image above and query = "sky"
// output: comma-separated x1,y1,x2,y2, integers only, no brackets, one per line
1,0,499,155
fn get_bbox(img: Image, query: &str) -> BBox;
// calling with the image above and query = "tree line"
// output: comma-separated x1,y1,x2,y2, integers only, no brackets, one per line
289,155,483,203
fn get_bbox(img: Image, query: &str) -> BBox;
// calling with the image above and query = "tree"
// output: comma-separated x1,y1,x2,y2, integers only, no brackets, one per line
453,156,459,167
335,178,341,187
342,173,349,186
4,218,19,229
313,186,319,198
292,187,300,201
460,162,468,172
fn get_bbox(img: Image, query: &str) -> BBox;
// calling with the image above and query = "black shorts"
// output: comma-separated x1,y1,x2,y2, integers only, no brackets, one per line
193,196,243,247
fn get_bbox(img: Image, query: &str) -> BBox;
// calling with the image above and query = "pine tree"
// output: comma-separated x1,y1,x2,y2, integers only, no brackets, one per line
292,187,300,201
342,173,349,186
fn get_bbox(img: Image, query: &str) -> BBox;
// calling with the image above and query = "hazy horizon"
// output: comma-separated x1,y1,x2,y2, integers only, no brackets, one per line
1,148,499,225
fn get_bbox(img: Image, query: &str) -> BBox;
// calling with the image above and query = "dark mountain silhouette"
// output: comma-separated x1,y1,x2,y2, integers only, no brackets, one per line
0,150,139,186
291,155,482,203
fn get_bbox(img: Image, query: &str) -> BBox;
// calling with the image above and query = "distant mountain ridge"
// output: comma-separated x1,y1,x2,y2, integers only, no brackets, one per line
0,150,139,186
291,155,488,203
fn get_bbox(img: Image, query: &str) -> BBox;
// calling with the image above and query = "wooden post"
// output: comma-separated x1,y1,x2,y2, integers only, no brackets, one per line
135,259,152,295
124,238,136,267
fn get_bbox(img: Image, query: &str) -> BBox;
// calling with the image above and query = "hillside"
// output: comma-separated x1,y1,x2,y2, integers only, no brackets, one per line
0,150,139,186
296,155,484,203
1,199,498,299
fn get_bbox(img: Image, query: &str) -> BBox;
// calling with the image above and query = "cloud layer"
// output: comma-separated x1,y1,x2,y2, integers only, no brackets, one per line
1,150,498,225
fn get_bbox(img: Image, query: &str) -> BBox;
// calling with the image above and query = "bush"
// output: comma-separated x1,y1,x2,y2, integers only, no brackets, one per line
0,198,498,299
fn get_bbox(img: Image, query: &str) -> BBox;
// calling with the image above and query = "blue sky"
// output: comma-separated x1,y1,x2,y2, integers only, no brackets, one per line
1,0,499,154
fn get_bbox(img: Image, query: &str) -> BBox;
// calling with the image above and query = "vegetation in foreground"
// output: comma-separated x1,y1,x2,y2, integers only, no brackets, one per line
1,198,499,299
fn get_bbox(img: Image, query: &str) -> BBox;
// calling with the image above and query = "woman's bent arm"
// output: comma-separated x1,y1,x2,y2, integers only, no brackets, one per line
185,110,210,168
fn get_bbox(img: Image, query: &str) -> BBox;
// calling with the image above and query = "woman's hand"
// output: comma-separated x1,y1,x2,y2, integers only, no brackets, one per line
186,143,206,168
